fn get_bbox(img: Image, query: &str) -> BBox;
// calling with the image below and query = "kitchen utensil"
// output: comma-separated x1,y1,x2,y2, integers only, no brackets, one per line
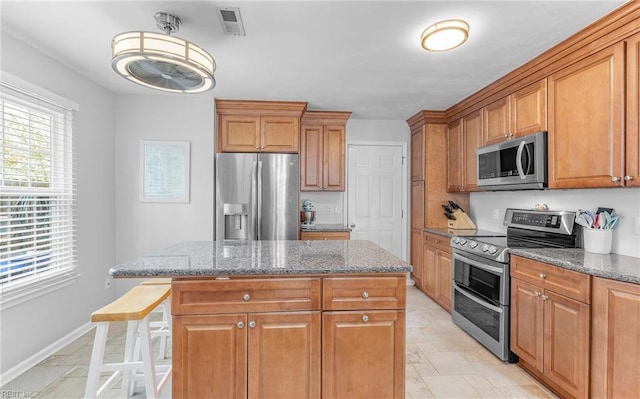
444,212,457,220
442,204,454,213
608,217,620,229
449,201,465,213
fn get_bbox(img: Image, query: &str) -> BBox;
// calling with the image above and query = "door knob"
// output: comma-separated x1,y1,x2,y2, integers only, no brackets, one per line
350,224,356,228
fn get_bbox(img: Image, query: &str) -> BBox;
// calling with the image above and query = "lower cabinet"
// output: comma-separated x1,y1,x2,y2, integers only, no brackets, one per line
591,277,640,398
510,256,590,399
172,275,405,399
422,232,452,312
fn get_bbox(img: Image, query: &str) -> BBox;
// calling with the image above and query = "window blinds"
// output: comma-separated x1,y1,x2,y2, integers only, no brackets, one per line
0,81,76,290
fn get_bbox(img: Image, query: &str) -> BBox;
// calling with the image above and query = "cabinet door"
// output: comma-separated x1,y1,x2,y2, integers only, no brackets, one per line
248,312,321,399
411,128,425,181
626,33,640,187
462,110,483,192
323,125,346,191
300,125,324,190
511,278,544,371
410,181,424,230
261,116,299,153
410,229,423,289
511,79,547,137
483,96,511,145
548,43,625,188
322,310,405,399
591,277,640,399
447,120,463,192
543,291,590,399
173,314,247,399
435,250,452,313
219,115,261,152
422,243,438,298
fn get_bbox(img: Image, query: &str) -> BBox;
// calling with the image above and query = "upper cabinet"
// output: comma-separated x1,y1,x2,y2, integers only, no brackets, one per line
548,43,625,188
626,32,640,187
483,96,511,145
216,100,307,153
446,119,463,192
411,128,425,181
300,111,351,191
448,111,483,192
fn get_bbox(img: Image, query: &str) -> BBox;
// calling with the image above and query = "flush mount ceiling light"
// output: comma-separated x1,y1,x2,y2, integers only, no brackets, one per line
111,12,216,93
421,19,470,52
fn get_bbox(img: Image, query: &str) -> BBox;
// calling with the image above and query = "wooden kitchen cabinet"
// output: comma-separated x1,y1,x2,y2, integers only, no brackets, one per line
483,96,511,145
411,127,425,181
300,111,351,191
422,232,452,312
216,99,307,153
410,181,425,288
510,256,590,399
591,277,640,398
625,32,640,187
548,43,625,188
447,119,463,192
300,231,350,240
447,111,482,193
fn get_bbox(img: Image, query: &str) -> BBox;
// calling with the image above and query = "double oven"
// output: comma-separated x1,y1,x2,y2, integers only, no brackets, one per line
450,208,577,362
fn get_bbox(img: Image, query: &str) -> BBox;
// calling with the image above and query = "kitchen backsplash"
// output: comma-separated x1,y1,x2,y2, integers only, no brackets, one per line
470,188,640,258
300,191,345,224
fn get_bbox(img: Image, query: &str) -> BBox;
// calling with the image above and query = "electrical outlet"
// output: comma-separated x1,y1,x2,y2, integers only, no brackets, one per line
635,216,640,235
493,208,500,220
104,277,111,290
327,207,333,215
335,207,340,215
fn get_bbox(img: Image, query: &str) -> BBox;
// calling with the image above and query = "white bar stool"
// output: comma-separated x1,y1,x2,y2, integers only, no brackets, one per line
140,278,172,360
84,284,172,399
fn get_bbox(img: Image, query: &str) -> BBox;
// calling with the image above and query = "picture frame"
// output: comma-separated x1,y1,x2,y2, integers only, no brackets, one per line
139,140,191,203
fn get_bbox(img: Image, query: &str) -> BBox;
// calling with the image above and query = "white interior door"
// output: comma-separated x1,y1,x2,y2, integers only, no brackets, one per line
347,144,405,259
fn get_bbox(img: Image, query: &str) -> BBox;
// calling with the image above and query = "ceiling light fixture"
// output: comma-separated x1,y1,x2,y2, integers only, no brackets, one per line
421,19,470,52
111,12,216,93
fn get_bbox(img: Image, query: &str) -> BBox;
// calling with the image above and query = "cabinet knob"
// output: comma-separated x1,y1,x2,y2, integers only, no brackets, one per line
237,321,245,329
539,273,546,279
533,291,541,297
504,134,509,138
249,320,256,328
324,238,328,240
361,291,369,299
243,293,251,301
541,294,549,301
624,175,634,181
611,176,621,182
362,315,369,323
261,145,265,149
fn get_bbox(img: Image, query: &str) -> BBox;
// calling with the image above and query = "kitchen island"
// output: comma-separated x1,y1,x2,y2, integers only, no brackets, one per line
111,240,412,399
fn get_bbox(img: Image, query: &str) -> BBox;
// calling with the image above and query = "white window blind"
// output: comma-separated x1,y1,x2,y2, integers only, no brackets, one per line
0,80,76,294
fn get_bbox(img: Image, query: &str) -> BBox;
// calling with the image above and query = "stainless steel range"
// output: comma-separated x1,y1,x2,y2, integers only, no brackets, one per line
450,208,577,362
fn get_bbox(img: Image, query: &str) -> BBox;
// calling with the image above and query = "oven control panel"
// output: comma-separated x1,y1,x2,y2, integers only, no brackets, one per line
504,208,575,235
511,211,561,228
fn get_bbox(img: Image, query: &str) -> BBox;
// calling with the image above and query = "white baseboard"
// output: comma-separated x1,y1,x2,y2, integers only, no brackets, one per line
0,321,94,386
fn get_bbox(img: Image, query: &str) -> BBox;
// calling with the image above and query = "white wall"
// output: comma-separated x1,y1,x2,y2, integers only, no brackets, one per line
0,31,116,373
114,95,215,295
470,188,640,258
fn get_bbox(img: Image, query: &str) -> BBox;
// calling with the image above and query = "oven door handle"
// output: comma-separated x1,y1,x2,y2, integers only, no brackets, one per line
453,283,504,313
452,251,505,275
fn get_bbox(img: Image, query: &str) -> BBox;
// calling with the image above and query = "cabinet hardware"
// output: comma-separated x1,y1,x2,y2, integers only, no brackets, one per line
237,321,245,329
361,291,369,299
249,321,256,328
539,273,546,279
243,293,251,301
534,291,541,297
350,224,356,228
624,175,634,181
362,315,369,322
541,294,548,301
611,176,621,182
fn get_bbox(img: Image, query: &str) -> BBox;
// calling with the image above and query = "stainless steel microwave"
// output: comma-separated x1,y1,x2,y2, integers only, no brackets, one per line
477,131,547,190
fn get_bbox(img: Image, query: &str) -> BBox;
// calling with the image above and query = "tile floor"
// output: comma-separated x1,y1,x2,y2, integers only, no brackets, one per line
2,286,556,398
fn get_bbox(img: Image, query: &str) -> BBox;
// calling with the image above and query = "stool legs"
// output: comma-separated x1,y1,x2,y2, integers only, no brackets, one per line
84,322,109,398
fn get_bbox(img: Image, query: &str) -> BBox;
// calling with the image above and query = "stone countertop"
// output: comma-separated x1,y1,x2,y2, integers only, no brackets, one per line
110,240,411,278
510,248,640,285
300,224,352,232
424,227,505,239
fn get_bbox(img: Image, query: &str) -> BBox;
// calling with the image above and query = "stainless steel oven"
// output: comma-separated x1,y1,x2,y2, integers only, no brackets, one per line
450,208,577,362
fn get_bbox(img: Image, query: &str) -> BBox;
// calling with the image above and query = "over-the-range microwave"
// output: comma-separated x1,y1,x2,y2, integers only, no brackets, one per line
477,131,547,191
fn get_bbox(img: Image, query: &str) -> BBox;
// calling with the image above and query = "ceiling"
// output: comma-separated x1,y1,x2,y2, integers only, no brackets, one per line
0,1,626,120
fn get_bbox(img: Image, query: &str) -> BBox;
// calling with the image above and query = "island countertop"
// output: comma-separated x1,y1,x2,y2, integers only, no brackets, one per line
110,240,412,278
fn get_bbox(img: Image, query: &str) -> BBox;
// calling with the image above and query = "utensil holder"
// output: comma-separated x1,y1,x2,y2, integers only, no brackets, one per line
447,209,477,230
583,228,612,254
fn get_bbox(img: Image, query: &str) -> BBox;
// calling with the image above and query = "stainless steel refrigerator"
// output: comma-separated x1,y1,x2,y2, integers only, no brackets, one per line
216,153,299,240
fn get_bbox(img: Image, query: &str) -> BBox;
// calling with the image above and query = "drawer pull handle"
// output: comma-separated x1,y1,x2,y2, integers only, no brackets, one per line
243,294,251,301
361,291,369,299
533,291,541,297
624,175,634,181
237,321,245,329
249,321,256,328
362,315,369,323
611,176,621,182
541,294,549,301
539,273,546,279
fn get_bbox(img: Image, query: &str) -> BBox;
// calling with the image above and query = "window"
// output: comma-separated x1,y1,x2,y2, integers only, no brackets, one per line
0,77,77,301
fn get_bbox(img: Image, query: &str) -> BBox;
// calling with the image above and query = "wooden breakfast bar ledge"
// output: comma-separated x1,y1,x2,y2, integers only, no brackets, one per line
110,240,412,399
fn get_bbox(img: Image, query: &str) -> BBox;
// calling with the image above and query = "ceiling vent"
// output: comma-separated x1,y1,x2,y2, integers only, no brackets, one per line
217,7,246,36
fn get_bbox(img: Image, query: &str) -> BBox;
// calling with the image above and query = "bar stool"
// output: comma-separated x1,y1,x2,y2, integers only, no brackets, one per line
84,284,172,399
140,278,172,360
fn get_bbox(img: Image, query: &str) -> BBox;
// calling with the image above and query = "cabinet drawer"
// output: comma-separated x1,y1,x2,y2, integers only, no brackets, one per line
172,278,321,315
511,255,591,303
323,277,405,310
423,232,451,253
300,231,350,240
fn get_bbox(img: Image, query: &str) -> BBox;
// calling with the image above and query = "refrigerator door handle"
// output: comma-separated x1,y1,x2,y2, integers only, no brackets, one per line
257,160,263,240
251,161,258,240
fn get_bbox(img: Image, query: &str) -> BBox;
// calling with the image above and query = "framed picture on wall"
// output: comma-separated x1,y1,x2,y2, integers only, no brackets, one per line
139,140,191,203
